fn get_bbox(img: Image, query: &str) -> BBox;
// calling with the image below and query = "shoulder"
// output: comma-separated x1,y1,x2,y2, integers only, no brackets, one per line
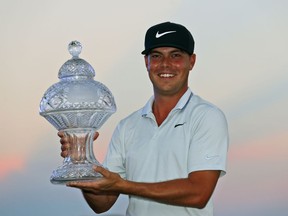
188,95,225,116
186,95,228,128
117,108,143,129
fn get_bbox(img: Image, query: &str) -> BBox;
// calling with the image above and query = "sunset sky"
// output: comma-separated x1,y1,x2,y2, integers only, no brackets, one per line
0,1,287,216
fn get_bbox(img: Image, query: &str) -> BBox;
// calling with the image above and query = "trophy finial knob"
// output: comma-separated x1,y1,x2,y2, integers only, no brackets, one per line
68,41,82,58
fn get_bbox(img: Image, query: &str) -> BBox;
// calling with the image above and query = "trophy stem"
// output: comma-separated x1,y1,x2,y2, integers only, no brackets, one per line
50,128,103,184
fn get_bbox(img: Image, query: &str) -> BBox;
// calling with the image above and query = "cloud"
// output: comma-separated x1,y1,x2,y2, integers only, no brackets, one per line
214,130,288,215
0,156,26,180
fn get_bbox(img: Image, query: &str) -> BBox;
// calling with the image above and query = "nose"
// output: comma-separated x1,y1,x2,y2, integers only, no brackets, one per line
161,56,170,68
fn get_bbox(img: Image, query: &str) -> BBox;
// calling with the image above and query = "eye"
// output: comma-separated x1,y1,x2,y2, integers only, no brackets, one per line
171,52,182,58
150,53,161,59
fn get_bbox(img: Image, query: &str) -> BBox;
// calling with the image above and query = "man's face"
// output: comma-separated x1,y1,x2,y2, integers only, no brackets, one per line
145,47,196,97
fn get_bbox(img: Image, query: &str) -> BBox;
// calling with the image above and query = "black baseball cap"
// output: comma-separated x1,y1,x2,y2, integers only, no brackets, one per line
141,22,195,55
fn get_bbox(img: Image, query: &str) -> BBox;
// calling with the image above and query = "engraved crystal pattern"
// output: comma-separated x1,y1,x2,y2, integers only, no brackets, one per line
39,41,116,184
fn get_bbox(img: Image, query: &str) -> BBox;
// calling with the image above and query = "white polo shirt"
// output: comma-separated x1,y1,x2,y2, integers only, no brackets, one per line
104,88,229,216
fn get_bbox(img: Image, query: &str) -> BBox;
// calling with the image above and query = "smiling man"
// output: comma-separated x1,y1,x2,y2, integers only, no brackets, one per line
59,21,229,216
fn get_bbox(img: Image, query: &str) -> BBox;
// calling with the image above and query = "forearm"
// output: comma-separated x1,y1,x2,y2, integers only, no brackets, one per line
117,171,220,208
67,168,220,210
82,190,119,214
119,179,202,208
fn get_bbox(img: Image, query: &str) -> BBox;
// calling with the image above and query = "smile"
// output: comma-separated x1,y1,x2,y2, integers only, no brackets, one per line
159,73,175,78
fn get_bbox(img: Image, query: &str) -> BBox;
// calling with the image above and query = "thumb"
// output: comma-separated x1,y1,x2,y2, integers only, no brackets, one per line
93,165,109,177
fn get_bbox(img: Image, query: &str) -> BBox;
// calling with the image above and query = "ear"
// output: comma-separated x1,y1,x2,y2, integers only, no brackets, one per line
189,54,196,70
144,55,149,71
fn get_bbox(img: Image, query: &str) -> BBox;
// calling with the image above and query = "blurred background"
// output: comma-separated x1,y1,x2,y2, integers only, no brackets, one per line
0,0,287,215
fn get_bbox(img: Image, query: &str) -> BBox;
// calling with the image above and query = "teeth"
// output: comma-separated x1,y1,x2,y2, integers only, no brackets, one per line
159,74,174,78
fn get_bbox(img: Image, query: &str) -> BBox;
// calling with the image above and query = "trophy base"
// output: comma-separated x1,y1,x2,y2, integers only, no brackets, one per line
50,163,103,185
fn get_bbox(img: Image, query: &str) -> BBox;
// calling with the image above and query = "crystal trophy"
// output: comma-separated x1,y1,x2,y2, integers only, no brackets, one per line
39,41,116,184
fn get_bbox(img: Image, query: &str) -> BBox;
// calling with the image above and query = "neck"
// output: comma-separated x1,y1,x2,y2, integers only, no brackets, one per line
152,90,186,126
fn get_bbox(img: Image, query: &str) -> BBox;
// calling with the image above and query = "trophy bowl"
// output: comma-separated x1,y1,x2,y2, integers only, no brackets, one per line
39,41,116,184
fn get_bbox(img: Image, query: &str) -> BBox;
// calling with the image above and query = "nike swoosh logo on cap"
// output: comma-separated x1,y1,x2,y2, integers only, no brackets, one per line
155,31,176,38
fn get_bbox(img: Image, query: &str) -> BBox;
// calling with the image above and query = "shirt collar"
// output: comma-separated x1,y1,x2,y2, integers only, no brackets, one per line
141,88,193,117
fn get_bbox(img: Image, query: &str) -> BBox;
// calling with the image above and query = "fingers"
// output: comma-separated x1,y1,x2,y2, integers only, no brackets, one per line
58,131,69,158
59,131,99,141
58,130,99,158
60,144,69,158
66,176,105,193
57,130,65,138
66,166,121,194
66,166,109,188
93,165,109,177
67,180,94,188
66,181,99,194
94,132,99,141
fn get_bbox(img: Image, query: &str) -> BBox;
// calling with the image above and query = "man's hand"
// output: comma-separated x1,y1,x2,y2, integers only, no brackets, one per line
57,131,99,158
66,166,124,194
66,165,122,213
57,132,120,214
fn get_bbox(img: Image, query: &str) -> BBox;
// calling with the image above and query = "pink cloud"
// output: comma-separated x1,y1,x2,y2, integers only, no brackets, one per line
215,131,288,207
0,156,26,180
229,131,288,161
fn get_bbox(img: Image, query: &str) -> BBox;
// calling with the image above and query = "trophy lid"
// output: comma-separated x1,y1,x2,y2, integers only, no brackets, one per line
58,41,95,79
39,41,116,130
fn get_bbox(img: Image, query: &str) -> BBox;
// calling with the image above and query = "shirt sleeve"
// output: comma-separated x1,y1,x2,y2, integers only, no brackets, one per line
188,106,229,177
103,122,127,179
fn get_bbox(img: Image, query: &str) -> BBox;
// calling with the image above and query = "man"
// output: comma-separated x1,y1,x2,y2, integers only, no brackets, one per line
59,21,229,216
